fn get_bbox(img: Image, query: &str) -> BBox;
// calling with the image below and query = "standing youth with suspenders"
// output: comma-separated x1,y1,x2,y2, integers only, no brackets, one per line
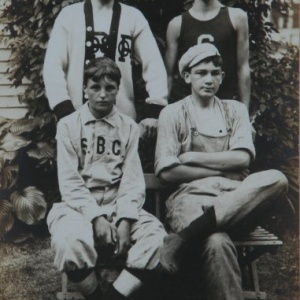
43,0,168,138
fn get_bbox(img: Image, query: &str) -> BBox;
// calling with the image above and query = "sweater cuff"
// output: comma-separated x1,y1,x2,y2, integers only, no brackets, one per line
81,205,107,223
143,104,164,119
53,100,75,120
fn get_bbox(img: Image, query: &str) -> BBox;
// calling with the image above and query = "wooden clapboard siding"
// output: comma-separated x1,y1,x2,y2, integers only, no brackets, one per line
0,3,29,119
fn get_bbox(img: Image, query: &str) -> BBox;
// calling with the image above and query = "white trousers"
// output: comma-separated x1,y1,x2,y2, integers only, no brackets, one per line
47,207,167,272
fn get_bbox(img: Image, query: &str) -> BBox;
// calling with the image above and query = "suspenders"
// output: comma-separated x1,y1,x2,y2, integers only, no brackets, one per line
183,97,233,137
83,0,121,102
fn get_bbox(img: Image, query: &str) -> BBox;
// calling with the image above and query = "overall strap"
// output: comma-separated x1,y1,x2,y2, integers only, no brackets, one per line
182,98,198,137
219,100,233,136
183,97,233,136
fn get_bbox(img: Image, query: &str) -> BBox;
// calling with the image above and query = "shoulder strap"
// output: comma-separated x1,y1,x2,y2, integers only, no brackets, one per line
107,1,121,61
182,98,199,136
179,11,188,43
83,0,121,102
84,0,121,61
84,0,95,65
220,100,233,136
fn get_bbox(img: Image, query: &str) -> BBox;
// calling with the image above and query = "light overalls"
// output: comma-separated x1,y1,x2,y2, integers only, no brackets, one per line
155,97,288,300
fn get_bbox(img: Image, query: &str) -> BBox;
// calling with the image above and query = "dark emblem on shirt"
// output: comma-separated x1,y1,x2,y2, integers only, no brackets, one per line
118,34,132,62
93,32,110,55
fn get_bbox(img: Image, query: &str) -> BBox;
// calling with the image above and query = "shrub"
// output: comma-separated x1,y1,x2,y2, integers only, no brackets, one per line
0,0,298,238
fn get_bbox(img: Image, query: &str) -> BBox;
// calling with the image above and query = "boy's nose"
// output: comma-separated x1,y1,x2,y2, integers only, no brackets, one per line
204,73,213,83
99,88,106,98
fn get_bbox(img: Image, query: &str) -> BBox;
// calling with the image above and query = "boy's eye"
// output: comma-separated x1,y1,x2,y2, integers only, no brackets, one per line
212,71,222,76
91,85,100,90
105,85,116,92
197,71,207,76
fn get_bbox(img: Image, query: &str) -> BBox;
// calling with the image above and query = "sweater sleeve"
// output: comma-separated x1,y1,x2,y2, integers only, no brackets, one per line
131,10,168,108
115,123,145,224
43,8,73,113
56,121,106,222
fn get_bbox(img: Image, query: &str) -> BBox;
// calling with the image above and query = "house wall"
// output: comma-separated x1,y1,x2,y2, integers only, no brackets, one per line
0,0,29,119
0,0,298,120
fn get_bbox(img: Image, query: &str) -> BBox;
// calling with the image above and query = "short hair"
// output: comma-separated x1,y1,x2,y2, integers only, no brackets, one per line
84,57,122,87
187,55,223,73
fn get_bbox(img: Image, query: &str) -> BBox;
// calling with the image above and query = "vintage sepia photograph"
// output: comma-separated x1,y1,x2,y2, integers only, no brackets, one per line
0,0,299,299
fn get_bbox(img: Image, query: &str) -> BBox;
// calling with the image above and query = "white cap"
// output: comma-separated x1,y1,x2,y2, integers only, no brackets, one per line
178,43,221,77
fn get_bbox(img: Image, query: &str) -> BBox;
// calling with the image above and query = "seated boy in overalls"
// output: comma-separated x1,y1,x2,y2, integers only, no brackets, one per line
155,43,288,299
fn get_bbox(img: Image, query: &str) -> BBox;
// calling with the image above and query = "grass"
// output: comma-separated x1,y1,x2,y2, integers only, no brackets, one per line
0,217,298,300
0,237,58,300
259,228,299,300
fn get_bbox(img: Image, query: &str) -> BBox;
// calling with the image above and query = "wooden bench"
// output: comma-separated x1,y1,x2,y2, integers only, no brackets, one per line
57,174,283,300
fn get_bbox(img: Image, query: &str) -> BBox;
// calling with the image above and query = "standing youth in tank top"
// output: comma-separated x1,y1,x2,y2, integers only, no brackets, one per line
165,0,250,109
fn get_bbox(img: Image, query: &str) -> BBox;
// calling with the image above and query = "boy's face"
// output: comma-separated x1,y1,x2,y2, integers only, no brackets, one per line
85,76,119,118
184,61,224,100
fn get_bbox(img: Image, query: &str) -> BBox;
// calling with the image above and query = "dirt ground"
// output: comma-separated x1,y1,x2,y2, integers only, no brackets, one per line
0,219,298,300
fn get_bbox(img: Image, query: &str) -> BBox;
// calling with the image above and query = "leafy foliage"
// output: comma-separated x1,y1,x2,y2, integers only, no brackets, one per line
10,186,47,225
0,200,15,238
0,0,298,237
251,44,298,163
0,162,19,190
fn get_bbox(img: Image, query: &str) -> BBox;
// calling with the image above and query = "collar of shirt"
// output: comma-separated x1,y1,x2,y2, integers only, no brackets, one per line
80,102,118,128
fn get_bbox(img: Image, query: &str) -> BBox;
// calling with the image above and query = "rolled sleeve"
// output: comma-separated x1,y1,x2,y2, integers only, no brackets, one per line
229,102,256,159
155,156,181,176
155,105,182,176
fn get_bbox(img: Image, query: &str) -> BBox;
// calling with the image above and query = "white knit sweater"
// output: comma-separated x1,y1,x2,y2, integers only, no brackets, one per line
43,2,168,120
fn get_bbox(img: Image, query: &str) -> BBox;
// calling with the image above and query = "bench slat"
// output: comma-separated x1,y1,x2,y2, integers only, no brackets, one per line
234,240,283,247
57,174,283,300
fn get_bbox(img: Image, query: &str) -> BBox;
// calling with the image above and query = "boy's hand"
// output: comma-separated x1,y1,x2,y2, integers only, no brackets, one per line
178,152,195,165
223,169,249,181
139,118,157,139
114,219,131,256
93,216,117,249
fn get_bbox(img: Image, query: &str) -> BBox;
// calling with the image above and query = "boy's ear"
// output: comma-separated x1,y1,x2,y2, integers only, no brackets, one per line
183,71,191,84
221,71,225,83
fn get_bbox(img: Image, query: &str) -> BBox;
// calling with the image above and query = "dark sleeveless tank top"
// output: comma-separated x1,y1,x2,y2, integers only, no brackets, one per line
170,7,238,103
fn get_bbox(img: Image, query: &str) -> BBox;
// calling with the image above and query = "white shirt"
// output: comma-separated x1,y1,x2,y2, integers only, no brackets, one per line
56,104,145,223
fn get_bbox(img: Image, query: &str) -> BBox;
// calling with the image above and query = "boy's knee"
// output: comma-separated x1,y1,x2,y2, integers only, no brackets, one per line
55,229,96,256
53,231,81,253
52,233,80,265
52,231,97,271
249,169,289,194
269,169,288,192
204,232,236,256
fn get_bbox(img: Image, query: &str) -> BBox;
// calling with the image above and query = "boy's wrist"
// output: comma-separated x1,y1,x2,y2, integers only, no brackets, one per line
92,215,107,227
53,99,75,120
117,218,134,228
